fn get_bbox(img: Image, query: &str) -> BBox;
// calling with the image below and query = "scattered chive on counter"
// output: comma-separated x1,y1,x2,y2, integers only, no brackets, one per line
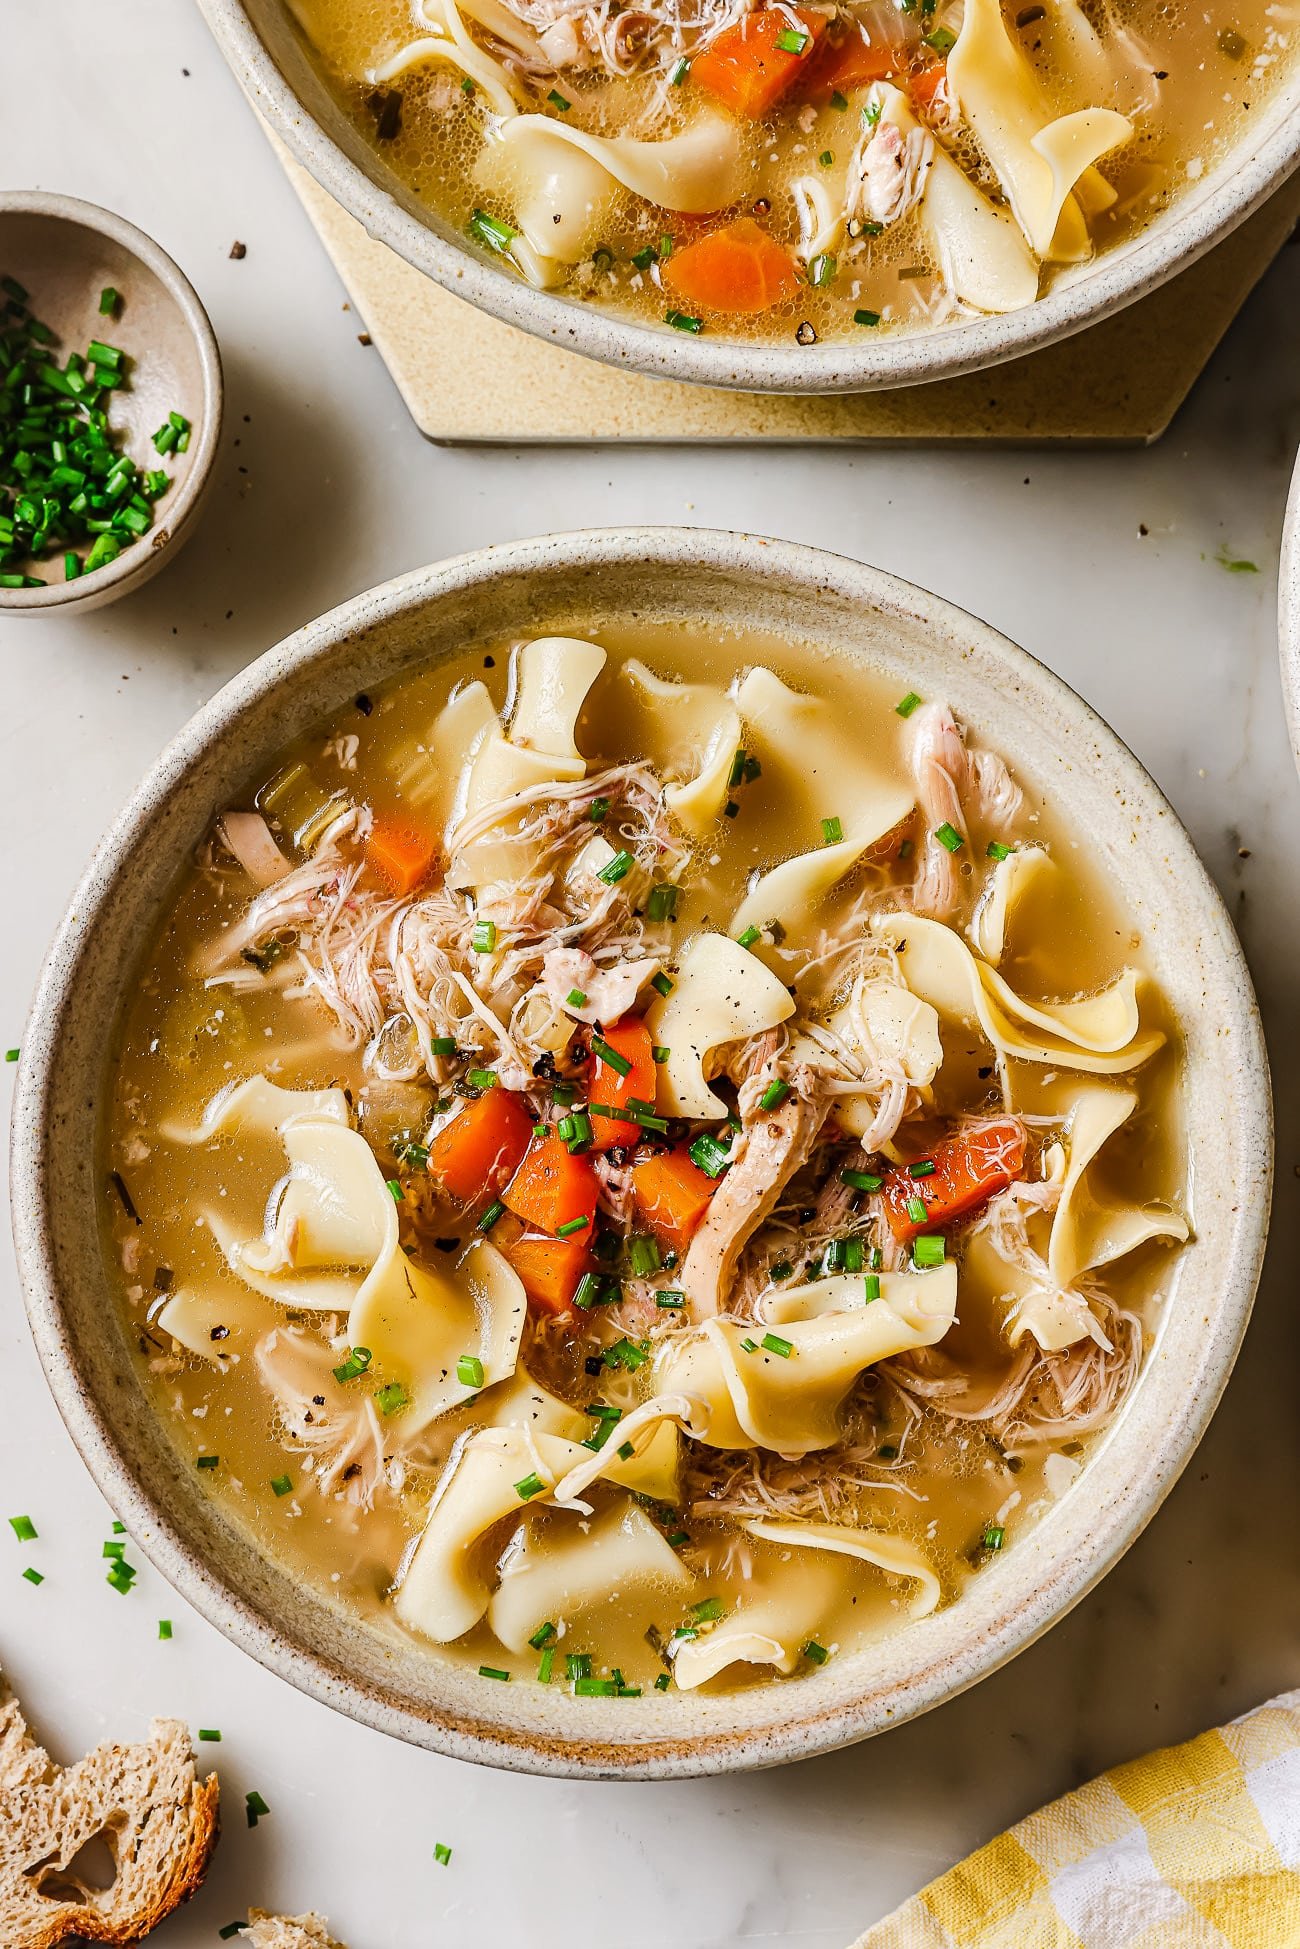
434,1842,453,1866
9,1514,37,1541
245,1789,270,1828
0,276,191,585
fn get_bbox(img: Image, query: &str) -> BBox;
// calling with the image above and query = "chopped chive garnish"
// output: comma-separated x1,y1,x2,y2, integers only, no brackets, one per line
655,1672,672,1690
775,25,810,49
647,884,679,922
759,1079,791,1110
655,1290,685,1308
478,1198,506,1232
924,24,956,49
632,244,658,271
650,970,675,997
652,1045,671,1064
818,149,834,167
548,87,571,109
808,252,836,288
99,286,119,315
934,821,964,853
665,310,703,334
562,1109,593,1153
457,1353,485,1389
552,1082,576,1105
905,1195,928,1224
245,1790,270,1826
159,1619,173,1639
821,816,844,845
479,1665,511,1681
270,1473,293,1497
761,1332,794,1358
854,307,882,328
983,1524,1005,1551
471,918,497,952
908,1159,936,1178
736,925,761,948
770,1260,793,1281
573,1272,603,1311
375,1381,410,1416
688,1132,732,1178
603,1336,649,1371
431,1034,458,1055
913,1235,946,1269
9,1515,36,1541
22,1566,43,1585
537,1645,555,1682
566,1652,592,1681
629,1235,661,1277
196,1454,219,1471
103,1540,126,1559
4,1048,18,1062
864,1273,881,1302
987,840,1013,861
804,1640,829,1665
830,88,849,109
724,799,740,818
514,1472,547,1501
198,1728,222,1742
529,1620,557,1649
386,1177,404,1201
670,55,690,81
895,690,922,717
218,1926,247,1940
555,1215,590,1238
597,848,635,884
434,1841,453,1866
468,208,518,254
728,748,747,789
592,1036,632,1077
467,1068,497,1092
691,1595,725,1621
566,987,588,1008
740,1337,759,1353
841,1168,882,1192
843,1238,864,1273
587,797,610,824
574,1676,618,1696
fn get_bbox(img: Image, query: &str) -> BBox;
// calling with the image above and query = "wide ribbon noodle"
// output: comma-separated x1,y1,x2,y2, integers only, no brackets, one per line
614,660,742,839
645,932,795,1120
729,668,916,948
656,1263,958,1454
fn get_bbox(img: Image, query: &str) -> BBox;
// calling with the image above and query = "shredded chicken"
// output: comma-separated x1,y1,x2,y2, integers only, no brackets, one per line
683,1088,831,1320
256,1328,390,1506
850,116,934,230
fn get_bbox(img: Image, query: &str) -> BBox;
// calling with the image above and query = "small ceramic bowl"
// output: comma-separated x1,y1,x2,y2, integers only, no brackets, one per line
1280,452,1300,772
10,531,1272,1778
0,193,223,616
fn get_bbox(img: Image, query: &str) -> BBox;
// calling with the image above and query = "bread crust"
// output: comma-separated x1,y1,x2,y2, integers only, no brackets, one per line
0,1677,219,1947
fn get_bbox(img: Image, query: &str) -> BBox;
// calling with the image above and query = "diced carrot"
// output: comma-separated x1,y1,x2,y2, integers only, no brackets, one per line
908,59,948,115
426,1087,533,1206
882,1118,1027,1242
586,1015,657,1150
498,1231,591,1319
693,8,827,120
800,30,901,101
631,1143,718,1254
661,218,802,316
503,1133,599,1239
365,818,438,896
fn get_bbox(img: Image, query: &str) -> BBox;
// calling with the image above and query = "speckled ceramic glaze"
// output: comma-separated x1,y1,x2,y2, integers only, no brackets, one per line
195,0,1300,395
1280,453,1300,774
0,193,223,615
11,531,1272,1777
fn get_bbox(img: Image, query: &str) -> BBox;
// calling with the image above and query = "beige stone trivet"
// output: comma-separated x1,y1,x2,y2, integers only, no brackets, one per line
275,139,1299,444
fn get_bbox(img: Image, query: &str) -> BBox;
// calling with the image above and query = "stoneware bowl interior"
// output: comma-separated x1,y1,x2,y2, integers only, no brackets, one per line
1280,451,1300,773
196,0,1300,395
11,529,1271,1778
0,192,223,616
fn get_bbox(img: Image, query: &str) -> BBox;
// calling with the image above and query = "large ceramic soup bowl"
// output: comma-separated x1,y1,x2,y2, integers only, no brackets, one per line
12,530,1270,1777
1281,451,1300,774
198,0,1300,393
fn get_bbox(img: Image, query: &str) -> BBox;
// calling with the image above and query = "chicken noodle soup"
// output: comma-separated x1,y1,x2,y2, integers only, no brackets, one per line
287,0,1292,341
106,629,1190,1694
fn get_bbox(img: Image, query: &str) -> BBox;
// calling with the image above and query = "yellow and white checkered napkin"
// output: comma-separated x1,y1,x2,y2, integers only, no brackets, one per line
853,1691,1300,1948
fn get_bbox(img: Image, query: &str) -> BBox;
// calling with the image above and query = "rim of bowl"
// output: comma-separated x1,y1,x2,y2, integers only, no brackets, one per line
0,191,224,613
197,0,1300,395
10,529,1273,1777
1280,452,1300,773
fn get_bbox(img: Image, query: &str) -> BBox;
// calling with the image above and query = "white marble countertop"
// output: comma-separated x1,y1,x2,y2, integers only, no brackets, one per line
2,6,1299,1944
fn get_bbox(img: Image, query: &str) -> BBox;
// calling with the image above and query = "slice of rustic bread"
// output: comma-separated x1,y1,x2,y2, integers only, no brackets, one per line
247,1912,347,1948
0,1676,219,1947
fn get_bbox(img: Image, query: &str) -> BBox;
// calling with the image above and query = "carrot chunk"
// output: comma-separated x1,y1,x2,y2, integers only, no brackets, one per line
586,1015,657,1149
426,1088,533,1206
503,1133,599,1239
631,1143,718,1254
661,218,802,316
365,819,437,896
800,30,901,100
882,1118,1027,1242
498,1231,591,1319
908,59,948,115
693,9,827,119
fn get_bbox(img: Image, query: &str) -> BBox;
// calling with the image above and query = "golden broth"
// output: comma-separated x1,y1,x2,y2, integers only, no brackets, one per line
288,0,1294,343
102,626,1187,1692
